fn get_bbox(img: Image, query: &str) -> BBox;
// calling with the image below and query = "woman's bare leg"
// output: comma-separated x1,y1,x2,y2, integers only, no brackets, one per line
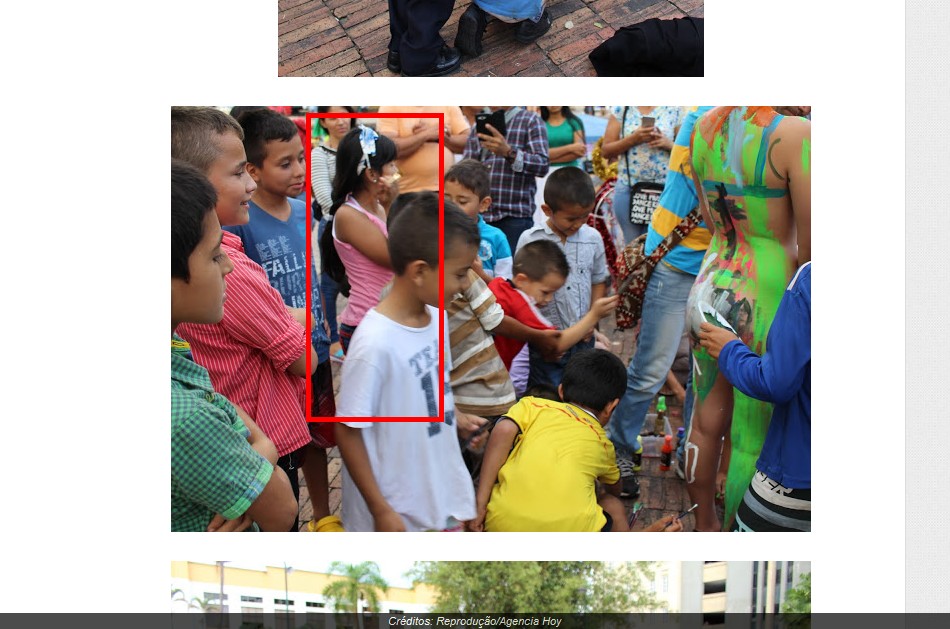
685,370,734,531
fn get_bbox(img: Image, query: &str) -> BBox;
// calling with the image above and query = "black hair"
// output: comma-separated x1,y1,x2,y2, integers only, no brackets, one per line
317,106,357,131
539,107,586,143
444,158,491,200
228,106,269,122
560,349,627,413
386,193,478,275
330,126,398,213
512,240,569,281
238,109,300,167
543,165,596,212
171,159,218,281
523,383,561,402
171,107,244,174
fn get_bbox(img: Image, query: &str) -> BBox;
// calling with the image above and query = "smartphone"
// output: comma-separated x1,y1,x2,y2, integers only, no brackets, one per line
641,116,655,128
475,110,507,137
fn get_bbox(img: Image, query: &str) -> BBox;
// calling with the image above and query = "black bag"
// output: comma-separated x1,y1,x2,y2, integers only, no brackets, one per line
318,216,351,298
588,17,703,77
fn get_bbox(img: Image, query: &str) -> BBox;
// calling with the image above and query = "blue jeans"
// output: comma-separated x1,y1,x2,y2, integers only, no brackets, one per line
611,180,649,244
488,215,534,255
528,337,595,390
317,217,340,344
608,262,696,456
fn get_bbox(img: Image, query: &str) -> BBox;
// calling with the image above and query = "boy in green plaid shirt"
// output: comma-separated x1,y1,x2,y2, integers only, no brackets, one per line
171,159,297,532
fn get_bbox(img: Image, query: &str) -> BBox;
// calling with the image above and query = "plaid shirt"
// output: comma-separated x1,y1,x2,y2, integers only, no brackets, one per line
464,107,549,222
171,336,273,532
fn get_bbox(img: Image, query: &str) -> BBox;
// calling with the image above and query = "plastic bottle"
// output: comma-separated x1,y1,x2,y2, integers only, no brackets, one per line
656,396,668,437
660,434,673,471
676,426,685,452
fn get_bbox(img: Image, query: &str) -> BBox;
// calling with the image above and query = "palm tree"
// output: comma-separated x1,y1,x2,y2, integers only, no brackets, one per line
322,562,389,629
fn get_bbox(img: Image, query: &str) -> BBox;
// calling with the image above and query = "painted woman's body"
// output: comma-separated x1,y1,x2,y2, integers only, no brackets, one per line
684,106,811,530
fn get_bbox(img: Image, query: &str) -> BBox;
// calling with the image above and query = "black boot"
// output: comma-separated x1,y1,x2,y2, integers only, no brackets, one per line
455,3,489,58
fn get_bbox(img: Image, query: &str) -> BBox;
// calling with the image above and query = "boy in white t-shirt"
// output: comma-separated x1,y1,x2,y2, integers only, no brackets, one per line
335,192,486,531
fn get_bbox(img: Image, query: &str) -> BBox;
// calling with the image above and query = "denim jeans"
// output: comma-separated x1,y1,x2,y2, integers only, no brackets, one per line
611,179,649,244
488,215,535,255
608,261,696,456
317,217,340,344
528,336,595,390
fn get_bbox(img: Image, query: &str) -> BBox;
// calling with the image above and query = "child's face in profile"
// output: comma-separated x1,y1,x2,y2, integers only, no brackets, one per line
542,202,592,240
513,271,565,307
442,240,478,306
254,135,306,200
206,131,257,226
172,211,234,326
445,180,489,220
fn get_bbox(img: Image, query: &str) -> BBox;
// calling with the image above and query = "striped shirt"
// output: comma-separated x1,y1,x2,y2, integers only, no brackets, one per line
463,107,549,222
447,270,516,416
644,106,713,275
176,231,311,458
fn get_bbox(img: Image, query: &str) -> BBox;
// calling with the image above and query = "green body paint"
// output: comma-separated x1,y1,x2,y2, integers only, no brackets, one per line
801,138,811,176
686,107,797,528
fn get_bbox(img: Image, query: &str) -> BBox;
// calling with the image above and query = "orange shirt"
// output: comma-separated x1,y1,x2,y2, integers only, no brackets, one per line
376,107,470,193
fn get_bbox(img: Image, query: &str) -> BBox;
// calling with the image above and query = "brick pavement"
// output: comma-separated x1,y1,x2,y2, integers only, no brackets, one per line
279,0,704,77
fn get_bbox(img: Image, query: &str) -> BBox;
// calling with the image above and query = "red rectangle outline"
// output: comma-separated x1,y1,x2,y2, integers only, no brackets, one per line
305,111,446,423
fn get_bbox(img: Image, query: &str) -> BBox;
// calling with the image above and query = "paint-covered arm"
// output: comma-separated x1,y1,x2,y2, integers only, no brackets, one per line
717,264,811,404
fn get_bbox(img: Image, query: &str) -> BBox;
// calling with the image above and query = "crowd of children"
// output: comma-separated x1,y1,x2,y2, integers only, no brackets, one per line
171,106,810,534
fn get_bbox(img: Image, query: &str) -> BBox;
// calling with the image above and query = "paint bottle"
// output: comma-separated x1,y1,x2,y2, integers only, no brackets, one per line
656,396,668,437
660,435,673,471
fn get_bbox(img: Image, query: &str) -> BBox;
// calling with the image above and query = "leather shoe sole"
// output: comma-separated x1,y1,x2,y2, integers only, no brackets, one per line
455,4,489,58
401,45,461,77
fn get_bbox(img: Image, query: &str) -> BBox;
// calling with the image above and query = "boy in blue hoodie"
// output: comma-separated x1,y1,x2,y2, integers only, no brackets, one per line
698,262,811,532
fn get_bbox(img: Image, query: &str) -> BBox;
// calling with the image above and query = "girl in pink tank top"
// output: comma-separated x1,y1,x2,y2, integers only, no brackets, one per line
328,127,400,350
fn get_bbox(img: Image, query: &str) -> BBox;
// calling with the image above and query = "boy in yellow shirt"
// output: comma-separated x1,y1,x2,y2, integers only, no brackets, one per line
472,349,682,532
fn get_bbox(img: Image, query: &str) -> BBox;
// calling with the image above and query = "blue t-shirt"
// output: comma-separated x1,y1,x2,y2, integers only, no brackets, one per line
477,215,513,279
225,197,330,362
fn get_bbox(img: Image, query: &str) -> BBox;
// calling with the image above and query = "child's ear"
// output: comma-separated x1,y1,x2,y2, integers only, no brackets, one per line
479,196,492,214
407,260,428,286
245,162,262,184
540,203,554,217
513,272,530,286
603,398,621,419
557,384,564,401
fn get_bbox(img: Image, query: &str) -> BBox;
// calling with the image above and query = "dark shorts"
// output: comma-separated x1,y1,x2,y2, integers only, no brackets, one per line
601,509,613,532
732,471,811,532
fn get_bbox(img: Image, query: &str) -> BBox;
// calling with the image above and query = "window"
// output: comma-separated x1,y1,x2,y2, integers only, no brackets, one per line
204,592,229,602
389,609,404,614
274,599,295,606
306,602,325,608
242,596,264,604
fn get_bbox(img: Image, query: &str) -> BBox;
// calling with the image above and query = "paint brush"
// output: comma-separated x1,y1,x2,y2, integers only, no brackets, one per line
665,503,699,529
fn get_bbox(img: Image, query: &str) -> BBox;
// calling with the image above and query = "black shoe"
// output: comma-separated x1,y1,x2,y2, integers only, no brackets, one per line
386,49,401,74
402,45,461,77
620,472,640,499
455,3,489,58
515,10,552,44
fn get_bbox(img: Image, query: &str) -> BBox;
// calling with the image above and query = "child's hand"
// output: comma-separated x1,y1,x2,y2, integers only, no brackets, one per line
373,508,407,532
715,471,727,506
458,413,490,451
471,255,485,275
644,514,683,532
469,506,487,532
533,329,563,362
591,295,619,319
206,513,253,533
698,322,740,359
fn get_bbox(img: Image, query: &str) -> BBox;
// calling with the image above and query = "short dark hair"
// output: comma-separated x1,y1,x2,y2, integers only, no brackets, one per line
387,192,479,275
171,107,244,174
238,109,300,167
560,349,627,413
523,383,561,402
172,159,218,281
543,166,596,212
513,240,569,281
444,159,491,200
331,126,398,213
